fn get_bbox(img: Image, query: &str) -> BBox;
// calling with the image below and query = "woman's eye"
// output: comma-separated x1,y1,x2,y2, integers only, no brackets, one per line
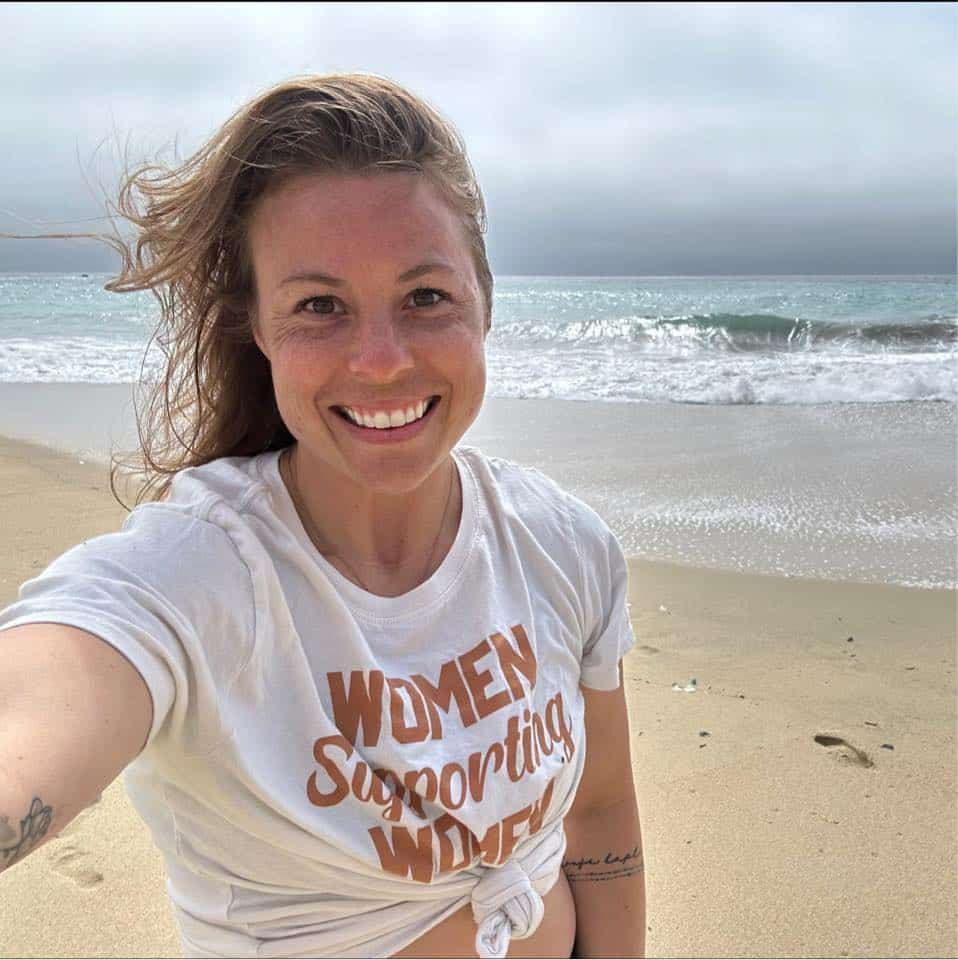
409,288,447,308
293,290,447,315
296,296,341,316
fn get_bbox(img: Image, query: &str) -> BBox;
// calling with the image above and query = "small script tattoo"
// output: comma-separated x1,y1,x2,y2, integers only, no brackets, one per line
1,798,53,867
562,844,644,882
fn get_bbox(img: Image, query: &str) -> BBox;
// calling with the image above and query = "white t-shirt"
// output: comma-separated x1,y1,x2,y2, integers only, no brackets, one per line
0,445,635,959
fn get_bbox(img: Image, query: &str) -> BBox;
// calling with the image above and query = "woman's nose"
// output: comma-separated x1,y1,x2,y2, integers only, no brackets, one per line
347,315,415,382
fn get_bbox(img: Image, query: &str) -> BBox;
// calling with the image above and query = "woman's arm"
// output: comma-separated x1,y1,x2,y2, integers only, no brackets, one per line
0,623,153,876
562,671,646,958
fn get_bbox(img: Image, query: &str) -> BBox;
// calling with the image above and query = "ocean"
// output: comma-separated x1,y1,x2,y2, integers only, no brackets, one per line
1,273,955,404
0,273,955,590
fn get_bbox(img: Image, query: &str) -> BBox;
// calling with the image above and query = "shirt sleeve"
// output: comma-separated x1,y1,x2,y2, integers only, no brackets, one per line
0,503,253,750
569,497,637,691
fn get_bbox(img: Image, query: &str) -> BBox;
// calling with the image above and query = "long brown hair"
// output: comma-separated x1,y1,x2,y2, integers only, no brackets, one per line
98,73,493,508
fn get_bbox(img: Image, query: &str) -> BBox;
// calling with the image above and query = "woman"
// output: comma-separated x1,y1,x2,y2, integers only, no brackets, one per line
0,75,645,959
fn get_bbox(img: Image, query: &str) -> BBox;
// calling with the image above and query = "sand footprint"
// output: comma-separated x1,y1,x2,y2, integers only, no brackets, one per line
47,842,104,888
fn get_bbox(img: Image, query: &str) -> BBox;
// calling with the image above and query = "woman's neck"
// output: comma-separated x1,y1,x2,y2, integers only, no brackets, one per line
281,445,461,597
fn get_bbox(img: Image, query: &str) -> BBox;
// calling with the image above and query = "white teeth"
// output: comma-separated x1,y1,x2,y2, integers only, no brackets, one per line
341,399,433,429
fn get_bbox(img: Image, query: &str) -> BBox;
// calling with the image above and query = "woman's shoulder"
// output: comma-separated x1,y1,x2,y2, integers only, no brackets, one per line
455,444,614,551
456,444,567,500
157,451,274,521
56,451,275,590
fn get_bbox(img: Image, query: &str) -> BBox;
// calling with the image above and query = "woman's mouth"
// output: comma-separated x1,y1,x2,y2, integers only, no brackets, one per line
333,396,440,438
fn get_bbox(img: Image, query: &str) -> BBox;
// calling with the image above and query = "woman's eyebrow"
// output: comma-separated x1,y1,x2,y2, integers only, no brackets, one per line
279,270,343,288
396,262,455,284
278,262,455,288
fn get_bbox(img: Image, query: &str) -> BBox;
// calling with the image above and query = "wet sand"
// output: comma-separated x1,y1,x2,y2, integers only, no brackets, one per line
0,383,953,590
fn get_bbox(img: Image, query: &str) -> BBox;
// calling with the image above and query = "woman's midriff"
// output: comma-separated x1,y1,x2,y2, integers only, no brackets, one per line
389,868,575,959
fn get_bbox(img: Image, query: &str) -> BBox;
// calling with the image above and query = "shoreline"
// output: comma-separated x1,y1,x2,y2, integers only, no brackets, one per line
0,435,954,958
6,430,953,598
0,385,954,591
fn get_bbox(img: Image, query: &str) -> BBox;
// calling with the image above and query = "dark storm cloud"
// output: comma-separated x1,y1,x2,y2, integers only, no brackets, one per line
1,1,954,274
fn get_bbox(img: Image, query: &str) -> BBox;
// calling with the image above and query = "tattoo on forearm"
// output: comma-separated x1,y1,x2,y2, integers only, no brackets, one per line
562,844,644,882
563,864,644,882
1,798,53,868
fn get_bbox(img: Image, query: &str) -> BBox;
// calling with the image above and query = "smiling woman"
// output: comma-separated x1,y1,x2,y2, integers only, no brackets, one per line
0,74,645,959
250,171,489,594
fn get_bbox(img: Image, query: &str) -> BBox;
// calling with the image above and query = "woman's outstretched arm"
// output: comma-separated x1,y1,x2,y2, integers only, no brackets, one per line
0,623,152,876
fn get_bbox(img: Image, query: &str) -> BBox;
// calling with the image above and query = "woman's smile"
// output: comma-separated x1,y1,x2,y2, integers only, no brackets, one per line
332,395,441,443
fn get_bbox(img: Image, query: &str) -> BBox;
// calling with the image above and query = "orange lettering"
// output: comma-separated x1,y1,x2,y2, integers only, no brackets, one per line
466,742,505,803
527,777,556,835
327,670,384,747
435,813,472,874
468,821,501,865
439,762,467,810
306,734,353,807
351,761,373,801
402,766,439,819
497,805,532,863
459,639,511,719
504,715,524,782
532,711,552,758
349,763,405,822
489,625,537,698
374,768,406,822
411,661,478,736
387,677,430,744
544,691,575,762
520,710,536,775
368,824,434,882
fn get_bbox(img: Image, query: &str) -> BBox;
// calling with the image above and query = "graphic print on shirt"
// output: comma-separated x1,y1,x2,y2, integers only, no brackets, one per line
305,623,576,882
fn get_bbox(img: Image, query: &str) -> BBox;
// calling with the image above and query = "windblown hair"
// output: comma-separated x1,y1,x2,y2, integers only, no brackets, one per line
103,73,493,508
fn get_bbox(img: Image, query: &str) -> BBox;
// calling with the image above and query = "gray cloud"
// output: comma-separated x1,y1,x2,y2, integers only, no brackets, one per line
1,1,954,274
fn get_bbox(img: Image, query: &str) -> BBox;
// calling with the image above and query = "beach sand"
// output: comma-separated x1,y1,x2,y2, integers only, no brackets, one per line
0,435,955,958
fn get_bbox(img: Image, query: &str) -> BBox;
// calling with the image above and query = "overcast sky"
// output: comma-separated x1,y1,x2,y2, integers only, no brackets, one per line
1,1,955,275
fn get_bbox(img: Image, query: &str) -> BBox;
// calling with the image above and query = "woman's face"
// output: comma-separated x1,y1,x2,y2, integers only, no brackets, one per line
249,171,488,496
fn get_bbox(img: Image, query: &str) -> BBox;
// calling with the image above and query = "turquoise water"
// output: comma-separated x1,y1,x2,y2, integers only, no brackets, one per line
1,273,954,404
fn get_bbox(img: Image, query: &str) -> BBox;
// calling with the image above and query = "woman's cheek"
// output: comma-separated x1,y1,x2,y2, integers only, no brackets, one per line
270,357,331,435
270,377,310,438
460,339,487,421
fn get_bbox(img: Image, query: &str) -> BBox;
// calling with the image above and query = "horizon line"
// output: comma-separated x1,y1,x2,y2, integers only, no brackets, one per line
0,270,955,280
